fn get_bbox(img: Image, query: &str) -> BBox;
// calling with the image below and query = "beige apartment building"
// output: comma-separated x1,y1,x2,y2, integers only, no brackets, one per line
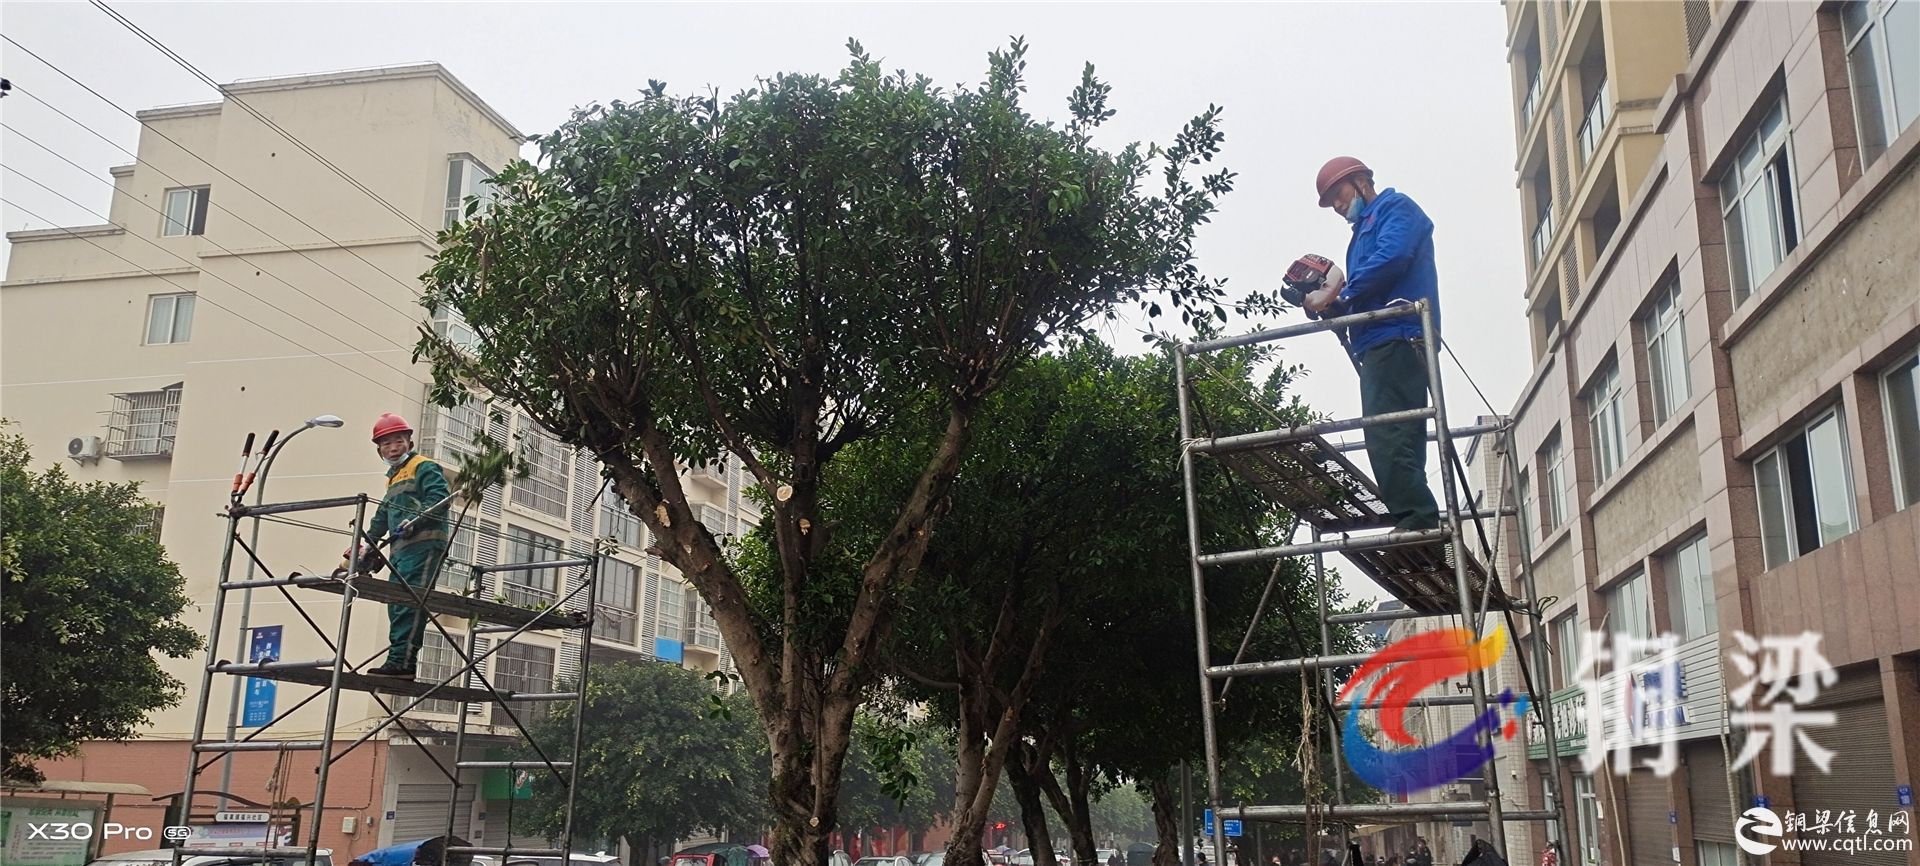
1501,2,1919,866
1,64,750,859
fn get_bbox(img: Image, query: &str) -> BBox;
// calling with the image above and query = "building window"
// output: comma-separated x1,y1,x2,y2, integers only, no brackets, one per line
1586,360,1626,483
1697,842,1739,866
162,186,209,236
683,584,720,650
1551,612,1580,690
1665,534,1717,641
1573,774,1601,866
501,526,562,607
600,484,646,550
1755,408,1858,568
1517,468,1536,545
510,420,569,519
1843,0,1920,167
431,305,480,353
1642,280,1690,424
442,519,493,593
595,558,640,645
1540,432,1569,533
134,505,164,539
444,156,496,230
145,293,196,345
416,631,464,715
1719,97,1799,304
491,642,555,726
656,576,686,641
1886,351,1920,510
105,384,183,459
422,392,488,463
1604,570,1653,660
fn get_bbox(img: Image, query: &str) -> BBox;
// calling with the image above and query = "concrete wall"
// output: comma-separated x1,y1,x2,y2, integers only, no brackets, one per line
1588,421,1701,566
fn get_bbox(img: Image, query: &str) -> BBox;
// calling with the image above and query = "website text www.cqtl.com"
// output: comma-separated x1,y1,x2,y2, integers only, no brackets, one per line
1778,836,1916,854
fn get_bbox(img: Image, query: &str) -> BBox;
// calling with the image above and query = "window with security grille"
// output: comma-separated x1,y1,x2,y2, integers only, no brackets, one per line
134,506,164,540
1885,351,1920,510
1719,97,1800,304
600,484,646,550
1754,408,1858,567
424,392,488,461
510,421,569,518
1585,361,1625,483
490,642,554,726
416,631,465,716
145,293,195,345
1842,0,1919,168
501,526,562,607
105,384,182,459
595,558,640,645
1642,279,1690,424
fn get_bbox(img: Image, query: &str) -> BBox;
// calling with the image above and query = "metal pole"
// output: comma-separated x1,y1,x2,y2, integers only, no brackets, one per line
176,512,243,865
307,495,366,866
1502,428,1569,860
1418,301,1505,848
219,425,313,807
444,566,484,866
559,554,599,860
1181,761,1194,866
1311,534,1350,857
1173,350,1229,854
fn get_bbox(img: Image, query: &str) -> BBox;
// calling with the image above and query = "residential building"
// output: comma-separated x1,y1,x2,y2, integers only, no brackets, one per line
1503,3,1919,866
1,65,753,859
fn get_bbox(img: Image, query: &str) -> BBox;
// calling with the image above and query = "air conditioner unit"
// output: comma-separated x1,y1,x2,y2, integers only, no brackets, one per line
68,435,103,463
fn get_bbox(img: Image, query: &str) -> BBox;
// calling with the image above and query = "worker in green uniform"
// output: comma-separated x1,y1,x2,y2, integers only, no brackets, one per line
363,412,450,679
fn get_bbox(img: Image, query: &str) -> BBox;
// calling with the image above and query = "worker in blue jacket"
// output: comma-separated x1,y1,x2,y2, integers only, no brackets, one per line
1301,156,1442,532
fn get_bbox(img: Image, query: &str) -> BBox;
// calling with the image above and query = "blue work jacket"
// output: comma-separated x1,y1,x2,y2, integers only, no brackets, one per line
1332,187,1441,358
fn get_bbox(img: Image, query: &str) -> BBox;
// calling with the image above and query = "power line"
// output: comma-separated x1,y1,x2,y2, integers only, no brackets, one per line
0,34,439,310
0,191,424,406
4,122,424,359
88,0,445,241
4,84,427,328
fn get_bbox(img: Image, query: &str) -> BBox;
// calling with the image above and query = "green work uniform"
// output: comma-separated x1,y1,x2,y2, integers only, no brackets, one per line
367,452,450,669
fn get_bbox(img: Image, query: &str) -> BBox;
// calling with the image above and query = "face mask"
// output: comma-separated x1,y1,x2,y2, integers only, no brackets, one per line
384,450,411,468
1344,190,1368,225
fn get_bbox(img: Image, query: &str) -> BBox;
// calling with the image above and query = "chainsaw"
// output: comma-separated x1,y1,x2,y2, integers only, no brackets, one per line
1282,253,1356,364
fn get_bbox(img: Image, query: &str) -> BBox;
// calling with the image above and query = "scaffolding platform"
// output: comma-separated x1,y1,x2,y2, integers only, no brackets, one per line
210,660,571,705
1212,433,1510,615
275,572,590,631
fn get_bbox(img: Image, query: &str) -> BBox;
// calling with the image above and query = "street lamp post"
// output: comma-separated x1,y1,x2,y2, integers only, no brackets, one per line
216,414,343,807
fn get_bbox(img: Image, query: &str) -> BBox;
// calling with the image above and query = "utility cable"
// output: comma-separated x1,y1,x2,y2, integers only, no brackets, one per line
4,123,423,358
0,194,422,406
0,35,440,308
88,1,446,241
4,165,431,391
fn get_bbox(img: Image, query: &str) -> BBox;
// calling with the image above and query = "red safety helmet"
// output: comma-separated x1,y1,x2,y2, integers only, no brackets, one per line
1315,156,1374,208
371,413,414,443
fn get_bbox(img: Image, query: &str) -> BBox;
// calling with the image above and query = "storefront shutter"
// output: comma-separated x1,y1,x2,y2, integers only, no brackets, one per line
393,781,473,842
1791,669,1903,866
1626,768,1672,866
1684,741,1734,843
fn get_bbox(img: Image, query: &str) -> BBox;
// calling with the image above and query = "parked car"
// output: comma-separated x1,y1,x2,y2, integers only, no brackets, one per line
669,844,751,866
830,852,853,866
1095,851,1119,866
475,854,622,866
90,850,334,866
853,857,913,866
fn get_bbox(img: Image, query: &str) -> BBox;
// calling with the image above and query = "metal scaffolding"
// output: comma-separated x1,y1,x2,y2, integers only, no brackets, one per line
1173,301,1569,862
173,491,600,866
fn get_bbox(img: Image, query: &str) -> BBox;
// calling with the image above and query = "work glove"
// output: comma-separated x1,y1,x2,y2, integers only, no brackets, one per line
390,524,412,542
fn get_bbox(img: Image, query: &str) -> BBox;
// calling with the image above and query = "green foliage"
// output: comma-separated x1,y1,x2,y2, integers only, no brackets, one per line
517,660,767,847
837,716,954,834
0,426,200,782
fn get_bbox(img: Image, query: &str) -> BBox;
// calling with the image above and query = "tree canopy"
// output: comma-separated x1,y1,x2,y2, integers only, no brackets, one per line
0,427,200,782
420,38,1257,866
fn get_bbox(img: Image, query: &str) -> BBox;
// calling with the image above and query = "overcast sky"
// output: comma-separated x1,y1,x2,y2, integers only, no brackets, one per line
1,1,1529,606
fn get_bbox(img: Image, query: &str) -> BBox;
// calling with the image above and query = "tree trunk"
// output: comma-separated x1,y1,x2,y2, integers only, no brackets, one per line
1061,744,1097,866
1147,778,1180,866
1005,758,1056,866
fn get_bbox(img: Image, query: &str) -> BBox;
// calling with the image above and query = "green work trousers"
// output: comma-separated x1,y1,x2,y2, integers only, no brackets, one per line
385,541,445,669
1358,339,1441,531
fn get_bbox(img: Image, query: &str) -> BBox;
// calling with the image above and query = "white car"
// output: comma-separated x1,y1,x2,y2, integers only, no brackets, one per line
854,857,913,866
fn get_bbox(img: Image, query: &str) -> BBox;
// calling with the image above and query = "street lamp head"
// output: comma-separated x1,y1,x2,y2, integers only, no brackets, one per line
308,415,345,429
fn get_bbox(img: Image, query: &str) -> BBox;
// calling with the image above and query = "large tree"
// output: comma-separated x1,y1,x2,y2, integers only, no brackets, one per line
517,660,766,855
420,39,1251,866
0,427,200,782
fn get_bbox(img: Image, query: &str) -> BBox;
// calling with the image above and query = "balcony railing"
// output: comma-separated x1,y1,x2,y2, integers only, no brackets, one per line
1577,78,1612,166
1530,210,1556,269
1520,71,1543,132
